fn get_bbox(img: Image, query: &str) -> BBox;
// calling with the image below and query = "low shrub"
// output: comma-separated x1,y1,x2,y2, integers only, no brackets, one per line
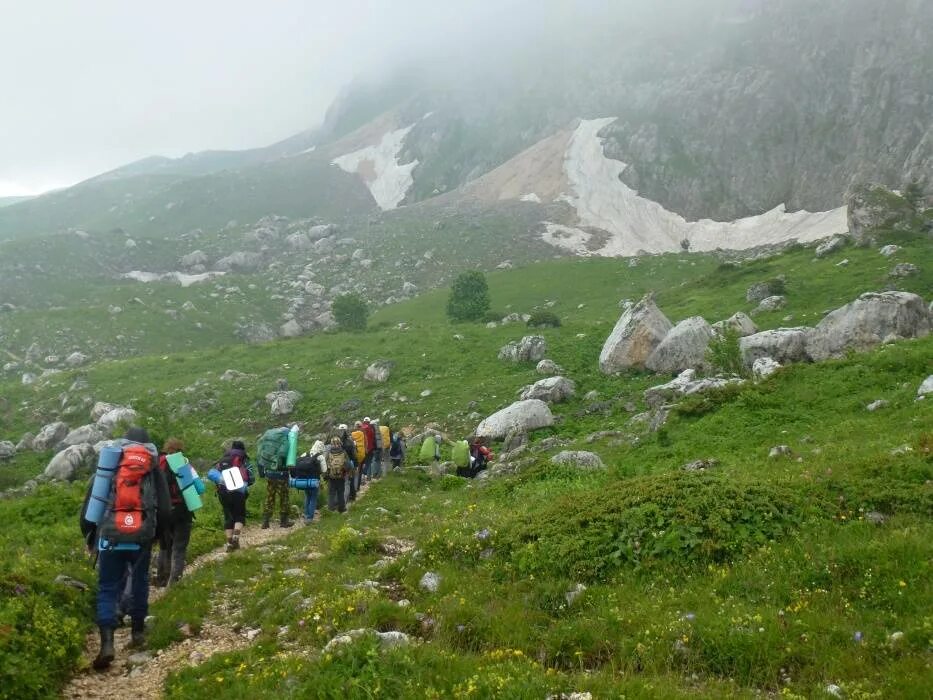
526,310,561,328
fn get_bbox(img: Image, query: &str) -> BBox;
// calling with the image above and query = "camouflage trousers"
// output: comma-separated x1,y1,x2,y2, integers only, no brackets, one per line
263,478,290,519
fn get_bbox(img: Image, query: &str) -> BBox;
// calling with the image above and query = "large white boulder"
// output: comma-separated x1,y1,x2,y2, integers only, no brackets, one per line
364,360,394,383
740,328,812,368
752,357,782,380
90,402,117,421
32,421,70,451
475,400,555,439
44,444,96,481
519,376,576,403
712,312,758,338
806,291,931,361
644,369,745,409
61,424,105,448
498,336,547,363
646,316,714,373
96,406,139,432
599,294,673,374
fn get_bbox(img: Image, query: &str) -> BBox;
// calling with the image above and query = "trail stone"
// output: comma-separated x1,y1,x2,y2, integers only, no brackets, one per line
44,444,95,481
33,421,70,451
646,316,714,373
498,335,547,363
550,451,604,469
364,360,394,383
806,291,931,361
519,376,576,403
740,328,812,368
475,400,555,439
712,312,758,337
599,294,673,373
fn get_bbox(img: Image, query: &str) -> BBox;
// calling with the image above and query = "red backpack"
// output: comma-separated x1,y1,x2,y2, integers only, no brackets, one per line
158,454,183,507
99,444,158,544
217,451,250,491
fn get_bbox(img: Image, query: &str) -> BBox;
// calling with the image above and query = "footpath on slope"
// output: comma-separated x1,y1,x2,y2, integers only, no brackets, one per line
63,480,373,700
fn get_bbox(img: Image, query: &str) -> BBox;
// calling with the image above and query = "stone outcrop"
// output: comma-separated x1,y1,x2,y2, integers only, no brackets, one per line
599,295,673,373
645,316,713,373
475,400,555,439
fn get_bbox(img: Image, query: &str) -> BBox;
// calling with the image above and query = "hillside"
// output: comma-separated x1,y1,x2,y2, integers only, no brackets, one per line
0,210,930,697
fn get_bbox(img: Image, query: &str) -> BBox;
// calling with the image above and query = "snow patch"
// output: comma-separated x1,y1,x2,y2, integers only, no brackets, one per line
298,145,317,155
422,111,434,120
546,118,847,256
520,193,542,203
123,271,225,287
332,125,418,210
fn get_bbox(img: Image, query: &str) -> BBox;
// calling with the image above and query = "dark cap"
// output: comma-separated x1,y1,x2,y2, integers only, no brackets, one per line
231,440,246,451
124,426,151,444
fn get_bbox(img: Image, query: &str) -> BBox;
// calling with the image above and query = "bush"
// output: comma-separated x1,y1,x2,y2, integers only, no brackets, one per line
705,328,744,376
526,311,561,328
480,310,505,323
447,271,490,322
332,293,369,331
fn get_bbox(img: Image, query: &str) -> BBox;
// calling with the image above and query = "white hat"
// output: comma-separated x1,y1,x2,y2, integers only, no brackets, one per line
364,416,371,423
338,423,348,431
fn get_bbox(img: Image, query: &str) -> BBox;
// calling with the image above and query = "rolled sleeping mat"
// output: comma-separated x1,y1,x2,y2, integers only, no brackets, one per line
286,426,299,468
165,451,188,474
175,463,204,511
289,477,320,491
85,444,123,524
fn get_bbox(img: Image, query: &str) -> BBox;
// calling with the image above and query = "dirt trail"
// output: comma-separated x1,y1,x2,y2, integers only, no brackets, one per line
63,481,372,700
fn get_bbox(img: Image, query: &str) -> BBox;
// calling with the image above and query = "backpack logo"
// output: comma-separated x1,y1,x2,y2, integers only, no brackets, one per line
123,514,135,526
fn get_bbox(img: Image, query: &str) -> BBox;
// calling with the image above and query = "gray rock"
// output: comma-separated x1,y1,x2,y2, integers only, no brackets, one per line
64,351,88,368
768,445,793,458
215,251,262,271
815,235,847,258
878,244,900,257
746,281,779,303
44,444,95,481
866,399,889,412
61,424,105,448
806,291,931,362
236,321,277,344
21,372,37,385
376,630,411,649
565,583,587,605
283,568,305,577
419,571,441,593
644,369,745,409
712,311,758,338
96,407,139,432
179,250,209,268
220,369,248,381
535,359,561,375
519,376,576,403
645,316,714,373
583,390,599,401
90,401,117,421
267,390,301,416
0,441,15,460
753,295,786,314
550,451,605,469
33,421,70,451
864,511,886,525
752,356,782,380
364,360,394,383
740,328,812,368
280,319,303,338
889,263,918,277
498,335,547,363
682,458,719,472
475,400,555,439
53,574,89,591
501,427,528,453
16,432,34,452
918,375,933,397
285,232,312,250
599,294,673,373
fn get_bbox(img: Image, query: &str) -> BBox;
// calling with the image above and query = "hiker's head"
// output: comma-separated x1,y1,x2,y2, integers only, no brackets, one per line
363,416,371,423
338,423,348,432
163,437,184,454
331,437,342,447
231,440,246,451
354,420,362,428
124,426,151,444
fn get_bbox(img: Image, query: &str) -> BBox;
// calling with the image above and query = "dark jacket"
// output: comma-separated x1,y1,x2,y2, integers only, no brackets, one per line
292,452,324,479
340,430,357,466
362,422,376,452
158,452,193,523
389,434,406,459
80,440,172,548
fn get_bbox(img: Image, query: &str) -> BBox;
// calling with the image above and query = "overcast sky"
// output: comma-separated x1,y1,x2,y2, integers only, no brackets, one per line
0,0,616,197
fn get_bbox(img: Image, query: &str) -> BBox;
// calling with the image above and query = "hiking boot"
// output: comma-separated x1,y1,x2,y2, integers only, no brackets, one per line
225,537,235,553
127,620,146,649
261,516,271,530
280,515,293,528
92,627,115,670
230,534,240,550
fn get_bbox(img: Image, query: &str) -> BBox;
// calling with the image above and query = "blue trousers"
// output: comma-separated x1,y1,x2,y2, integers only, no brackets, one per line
303,486,319,520
97,545,151,628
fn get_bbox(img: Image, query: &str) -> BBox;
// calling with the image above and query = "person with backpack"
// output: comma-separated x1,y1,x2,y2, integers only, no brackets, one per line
324,436,350,512
371,418,385,479
338,424,358,502
389,430,406,471
258,427,293,529
361,417,377,481
350,422,367,493
79,426,172,670
469,437,494,477
154,437,194,587
292,441,324,524
206,440,255,551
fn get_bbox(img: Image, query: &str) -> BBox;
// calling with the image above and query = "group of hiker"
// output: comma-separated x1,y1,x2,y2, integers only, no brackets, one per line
76,417,497,671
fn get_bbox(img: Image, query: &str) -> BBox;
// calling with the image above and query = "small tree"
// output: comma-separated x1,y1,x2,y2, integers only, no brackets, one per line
447,270,490,322
332,293,369,331
705,328,745,376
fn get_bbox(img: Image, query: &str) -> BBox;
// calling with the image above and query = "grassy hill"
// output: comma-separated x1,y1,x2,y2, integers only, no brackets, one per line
0,227,930,698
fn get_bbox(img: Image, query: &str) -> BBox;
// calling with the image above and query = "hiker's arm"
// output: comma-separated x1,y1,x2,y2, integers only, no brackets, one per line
154,467,173,539
246,461,255,485
79,477,95,549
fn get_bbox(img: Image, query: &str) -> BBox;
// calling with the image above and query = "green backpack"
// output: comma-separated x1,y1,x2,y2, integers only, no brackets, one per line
258,428,288,474
418,435,437,463
452,440,470,468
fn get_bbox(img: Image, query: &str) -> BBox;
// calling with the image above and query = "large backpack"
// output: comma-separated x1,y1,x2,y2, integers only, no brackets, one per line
258,428,288,474
325,447,347,479
452,440,470,468
217,451,250,492
419,435,437,463
379,425,391,448
98,444,158,545
351,430,366,464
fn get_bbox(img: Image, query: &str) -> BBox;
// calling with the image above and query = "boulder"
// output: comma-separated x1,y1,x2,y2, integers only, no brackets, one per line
498,335,547,363
746,281,778,303
33,421,70,451
21,372,37,385
280,320,303,338
0,441,15,460
266,390,301,416
16,432,34,451
879,244,900,257
889,263,918,278
598,294,673,373
44,444,95,481
64,351,88,368
419,571,441,593
285,232,312,250
815,235,847,258
475,400,555,439
846,184,914,242
535,359,561,375
235,321,277,344
364,360,394,383
645,316,714,373
215,251,262,271
753,295,786,314
96,407,139,432
519,376,576,403
712,312,758,338
90,402,117,421
61,424,105,448
752,356,782,380
806,292,931,362
644,369,745,409
502,427,528,453
550,451,604,469
866,399,888,412
740,328,812,368
916,375,933,398
179,250,208,268
682,458,719,472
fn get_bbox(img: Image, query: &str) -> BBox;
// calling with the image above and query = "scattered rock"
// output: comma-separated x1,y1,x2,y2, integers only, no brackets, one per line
498,335,547,363
283,568,305,577
364,360,394,383
64,351,89,368
280,319,303,338
419,571,441,593
866,399,889,412
266,390,301,416
583,390,599,402
864,511,886,525
90,402,117,421
33,421,70,451
535,359,561,375
61,424,105,448
644,369,744,409
815,235,847,258
220,369,248,381
878,244,900,257
740,328,811,368
96,406,138,432
768,445,793,459
0,441,14,460
645,316,714,373
918,375,933,398
682,458,719,472
712,312,758,338
753,295,786,314
752,356,782,380
53,574,89,591
15,432,34,452
501,427,528,453
475,400,555,439
44,444,95,481
565,583,587,605
889,263,918,278
551,451,604,469
599,293,673,373
746,278,784,303
519,376,576,403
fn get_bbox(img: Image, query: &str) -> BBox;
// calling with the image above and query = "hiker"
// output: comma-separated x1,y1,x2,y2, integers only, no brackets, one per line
324,436,350,512
389,429,406,471
206,440,255,551
371,418,385,479
418,431,442,466
292,440,324,524
377,420,391,476
470,437,494,477
338,424,358,501
350,421,367,493
154,437,193,587
79,426,171,670
258,426,293,528
361,417,377,481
